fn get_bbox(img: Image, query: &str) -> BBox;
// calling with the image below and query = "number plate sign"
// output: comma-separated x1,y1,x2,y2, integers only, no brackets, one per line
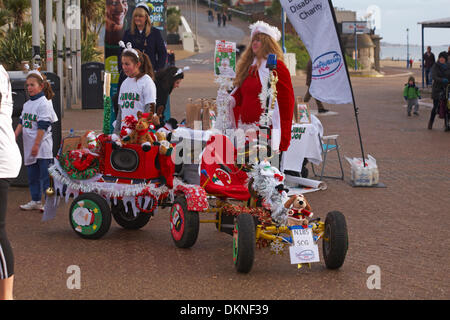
289,226,320,264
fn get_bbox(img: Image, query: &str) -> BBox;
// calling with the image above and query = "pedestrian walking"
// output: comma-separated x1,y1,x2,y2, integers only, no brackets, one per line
423,46,435,87
428,51,450,131
222,11,227,27
14,67,58,212
168,50,176,67
207,9,214,22
304,59,329,113
217,12,221,27
403,76,421,116
0,64,22,300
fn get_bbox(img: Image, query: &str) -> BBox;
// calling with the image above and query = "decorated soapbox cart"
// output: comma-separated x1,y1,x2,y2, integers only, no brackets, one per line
45,120,208,248
173,132,349,273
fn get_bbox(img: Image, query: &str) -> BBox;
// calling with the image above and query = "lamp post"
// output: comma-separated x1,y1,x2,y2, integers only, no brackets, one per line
406,28,409,68
281,8,286,53
31,0,40,66
354,22,358,71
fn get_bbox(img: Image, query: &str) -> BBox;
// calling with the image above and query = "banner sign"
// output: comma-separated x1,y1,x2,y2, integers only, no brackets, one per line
214,40,236,78
342,21,370,34
148,0,167,34
279,0,353,104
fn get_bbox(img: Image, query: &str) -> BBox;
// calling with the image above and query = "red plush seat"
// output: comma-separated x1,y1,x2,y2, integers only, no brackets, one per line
200,135,250,201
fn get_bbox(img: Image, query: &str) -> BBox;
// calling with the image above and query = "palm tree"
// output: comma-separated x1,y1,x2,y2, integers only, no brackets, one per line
81,0,105,40
3,0,30,28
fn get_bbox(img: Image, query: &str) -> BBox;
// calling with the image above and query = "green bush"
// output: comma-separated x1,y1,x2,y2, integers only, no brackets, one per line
345,54,363,70
82,32,102,63
0,23,32,70
167,7,181,33
282,34,309,70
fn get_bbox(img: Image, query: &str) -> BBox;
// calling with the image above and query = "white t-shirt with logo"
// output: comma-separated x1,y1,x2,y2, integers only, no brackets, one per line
20,95,58,166
0,65,21,178
117,74,156,129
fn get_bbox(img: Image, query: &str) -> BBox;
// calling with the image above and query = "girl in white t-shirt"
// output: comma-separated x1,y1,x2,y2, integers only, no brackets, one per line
14,70,58,211
113,42,157,138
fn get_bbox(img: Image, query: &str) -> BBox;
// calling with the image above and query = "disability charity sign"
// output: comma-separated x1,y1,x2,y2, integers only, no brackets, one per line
280,0,353,104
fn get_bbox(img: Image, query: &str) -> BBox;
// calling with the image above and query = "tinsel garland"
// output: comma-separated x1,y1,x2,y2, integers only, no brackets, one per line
47,160,209,218
135,188,158,213
58,151,99,180
247,160,289,225
213,76,235,133
103,95,112,134
222,203,272,225
258,73,274,127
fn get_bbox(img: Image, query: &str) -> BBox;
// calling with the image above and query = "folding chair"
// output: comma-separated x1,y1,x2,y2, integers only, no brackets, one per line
311,134,344,180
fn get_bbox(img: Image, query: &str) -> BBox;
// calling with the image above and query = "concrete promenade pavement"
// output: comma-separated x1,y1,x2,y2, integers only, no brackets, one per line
4,3,449,300
5,63,449,300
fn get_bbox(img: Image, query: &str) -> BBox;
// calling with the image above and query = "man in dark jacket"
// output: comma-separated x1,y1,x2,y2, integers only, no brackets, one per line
423,46,435,87
304,59,328,113
428,51,450,131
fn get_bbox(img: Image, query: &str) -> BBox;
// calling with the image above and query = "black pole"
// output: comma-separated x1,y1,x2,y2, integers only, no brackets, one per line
328,0,366,166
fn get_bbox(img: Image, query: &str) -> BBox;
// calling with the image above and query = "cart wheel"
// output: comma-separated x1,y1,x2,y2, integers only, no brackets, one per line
322,211,348,269
233,213,255,273
170,195,199,248
111,199,152,230
69,193,112,239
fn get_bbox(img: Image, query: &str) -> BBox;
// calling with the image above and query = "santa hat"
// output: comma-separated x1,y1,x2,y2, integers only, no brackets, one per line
249,21,281,42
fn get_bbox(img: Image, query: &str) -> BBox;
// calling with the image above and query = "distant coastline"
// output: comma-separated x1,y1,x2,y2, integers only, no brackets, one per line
380,43,448,61
381,41,449,47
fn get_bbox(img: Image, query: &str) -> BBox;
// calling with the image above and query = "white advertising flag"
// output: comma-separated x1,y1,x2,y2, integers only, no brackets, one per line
280,0,353,104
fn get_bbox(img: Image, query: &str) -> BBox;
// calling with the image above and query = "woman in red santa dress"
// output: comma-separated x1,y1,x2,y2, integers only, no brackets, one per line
229,21,295,153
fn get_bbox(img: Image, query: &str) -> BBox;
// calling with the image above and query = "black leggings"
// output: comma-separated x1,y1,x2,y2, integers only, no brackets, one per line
0,179,14,279
430,99,449,128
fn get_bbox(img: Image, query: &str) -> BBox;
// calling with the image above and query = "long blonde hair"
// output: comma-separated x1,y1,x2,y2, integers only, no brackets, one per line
130,7,152,37
234,33,284,88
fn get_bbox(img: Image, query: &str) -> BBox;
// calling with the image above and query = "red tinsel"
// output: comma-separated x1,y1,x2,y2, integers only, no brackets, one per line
135,188,158,214
222,204,273,226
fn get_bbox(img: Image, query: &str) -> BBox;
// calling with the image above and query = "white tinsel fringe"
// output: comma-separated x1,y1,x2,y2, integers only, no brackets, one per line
247,160,289,225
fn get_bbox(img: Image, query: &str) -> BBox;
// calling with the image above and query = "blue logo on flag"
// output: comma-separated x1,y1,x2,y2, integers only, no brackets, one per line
312,51,342,78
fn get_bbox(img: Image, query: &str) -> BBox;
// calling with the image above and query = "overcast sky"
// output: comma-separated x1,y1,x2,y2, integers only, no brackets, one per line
331,0,450,46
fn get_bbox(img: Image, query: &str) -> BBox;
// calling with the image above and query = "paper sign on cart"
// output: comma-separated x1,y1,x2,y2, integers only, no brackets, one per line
289,227,320,264
214,40,236,78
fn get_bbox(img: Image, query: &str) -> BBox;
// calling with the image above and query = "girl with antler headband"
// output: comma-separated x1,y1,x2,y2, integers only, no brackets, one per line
113,42,157,138
14,65,58,212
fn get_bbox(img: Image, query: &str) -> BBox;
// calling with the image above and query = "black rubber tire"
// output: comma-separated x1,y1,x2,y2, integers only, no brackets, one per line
69,193,112,240
170,195,200,248
322,211,348,269
111,199,152,230
233,213,255,273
